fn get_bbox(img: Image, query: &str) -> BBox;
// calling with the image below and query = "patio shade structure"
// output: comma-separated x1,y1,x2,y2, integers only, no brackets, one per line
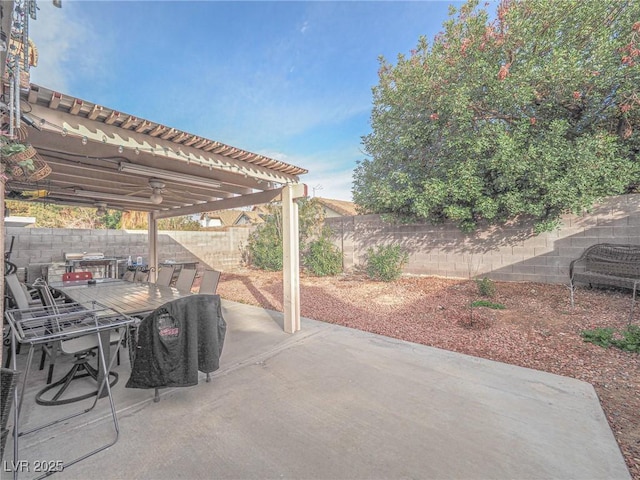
1,83,308,333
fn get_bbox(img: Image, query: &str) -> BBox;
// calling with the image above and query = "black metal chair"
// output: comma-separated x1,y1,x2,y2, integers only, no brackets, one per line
0,368,19,459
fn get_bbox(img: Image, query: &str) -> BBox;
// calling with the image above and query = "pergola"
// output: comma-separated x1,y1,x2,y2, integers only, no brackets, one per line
1,83,308,333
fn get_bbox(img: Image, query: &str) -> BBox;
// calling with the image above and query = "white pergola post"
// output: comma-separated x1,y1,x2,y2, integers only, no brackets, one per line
148,212,158,282
282,184,301,333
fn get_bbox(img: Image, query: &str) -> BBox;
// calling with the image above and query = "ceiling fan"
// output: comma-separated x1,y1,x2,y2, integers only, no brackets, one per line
118,178,170,204
121,178,194,205
148,179,165,204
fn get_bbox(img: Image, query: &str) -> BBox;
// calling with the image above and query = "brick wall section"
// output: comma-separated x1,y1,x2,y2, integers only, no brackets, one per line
325,194,640,285
5,226,253,282
5,194,639,285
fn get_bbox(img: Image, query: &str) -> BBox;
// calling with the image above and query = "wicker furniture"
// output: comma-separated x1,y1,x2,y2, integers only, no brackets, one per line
569,243,640,318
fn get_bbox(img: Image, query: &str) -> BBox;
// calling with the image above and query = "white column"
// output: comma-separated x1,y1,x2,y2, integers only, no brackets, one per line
282,184,301,333
148,212,158,282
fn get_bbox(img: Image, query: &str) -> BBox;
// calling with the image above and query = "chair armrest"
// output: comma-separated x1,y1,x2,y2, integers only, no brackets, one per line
569,256,586,283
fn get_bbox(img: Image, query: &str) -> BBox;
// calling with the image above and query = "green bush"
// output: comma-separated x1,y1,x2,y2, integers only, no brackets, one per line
471,300,505,310
476,277,496,297
304,234,343,276
247,219,283,271
365,245,408,282
612,325,640,353
581,325,640,353
245,198,328,272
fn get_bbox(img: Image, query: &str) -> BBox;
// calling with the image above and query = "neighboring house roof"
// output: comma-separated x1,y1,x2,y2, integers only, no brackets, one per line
315,198,358,217
252,204,273,217
201,209,264,226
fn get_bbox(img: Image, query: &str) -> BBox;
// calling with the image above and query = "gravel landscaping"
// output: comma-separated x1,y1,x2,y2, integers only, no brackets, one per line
213,268,640,479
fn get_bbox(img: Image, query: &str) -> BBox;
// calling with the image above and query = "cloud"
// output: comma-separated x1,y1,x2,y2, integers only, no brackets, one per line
266,144,363,202
28,2,110,93
304,169,354,202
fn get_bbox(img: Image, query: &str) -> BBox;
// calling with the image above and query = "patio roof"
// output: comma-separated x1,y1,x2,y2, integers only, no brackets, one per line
2,81,306,333
5,83,307,216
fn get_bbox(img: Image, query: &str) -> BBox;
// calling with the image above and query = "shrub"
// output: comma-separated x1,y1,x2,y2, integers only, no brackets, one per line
612,325,640,353
245,198,327,272
581,325,640,353
247,218,283,271
471,300,505,310
476,277,496,297
304,234,343,276
365,244,408,282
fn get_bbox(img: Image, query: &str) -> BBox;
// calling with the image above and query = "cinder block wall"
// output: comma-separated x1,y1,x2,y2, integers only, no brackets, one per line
326,194,640,285
4,226,253,282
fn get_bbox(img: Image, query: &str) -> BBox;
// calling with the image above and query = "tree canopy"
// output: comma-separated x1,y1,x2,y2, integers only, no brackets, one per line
353,0,640,232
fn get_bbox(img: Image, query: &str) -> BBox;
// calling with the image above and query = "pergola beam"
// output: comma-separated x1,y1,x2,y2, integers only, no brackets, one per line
153,188,284,219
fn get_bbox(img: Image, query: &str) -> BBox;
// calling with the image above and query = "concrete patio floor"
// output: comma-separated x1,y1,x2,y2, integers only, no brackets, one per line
4,299,631,480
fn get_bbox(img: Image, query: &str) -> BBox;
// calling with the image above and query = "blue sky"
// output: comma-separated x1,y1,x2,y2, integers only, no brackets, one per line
30,1,466,201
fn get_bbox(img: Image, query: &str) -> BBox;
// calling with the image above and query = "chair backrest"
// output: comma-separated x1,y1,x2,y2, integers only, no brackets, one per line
134,268,151,283
5,274,32,310
155,265,175,286
32,280,61,314
198,270,221,294
175,268,197,292
62,271,93,282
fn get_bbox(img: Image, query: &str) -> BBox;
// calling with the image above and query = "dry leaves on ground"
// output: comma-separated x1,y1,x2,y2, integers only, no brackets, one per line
214,268,640,479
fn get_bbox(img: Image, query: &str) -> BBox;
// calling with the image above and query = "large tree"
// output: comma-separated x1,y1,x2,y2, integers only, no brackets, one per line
354,0,640,232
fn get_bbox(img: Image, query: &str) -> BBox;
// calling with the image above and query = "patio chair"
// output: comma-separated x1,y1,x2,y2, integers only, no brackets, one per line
155,265,175,287
134,266,154,283
122,266,148,282
174,268,197,292
122,268,136,282
198,269,221,294
4,274,50,369
31,282,120,405
126,294,226,402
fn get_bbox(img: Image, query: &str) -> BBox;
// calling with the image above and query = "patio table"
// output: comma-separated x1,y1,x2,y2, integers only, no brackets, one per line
54,280,192,317
54,280,194,390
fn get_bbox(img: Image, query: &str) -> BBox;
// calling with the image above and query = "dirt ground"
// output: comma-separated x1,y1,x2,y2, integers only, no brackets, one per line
213,268,640,479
